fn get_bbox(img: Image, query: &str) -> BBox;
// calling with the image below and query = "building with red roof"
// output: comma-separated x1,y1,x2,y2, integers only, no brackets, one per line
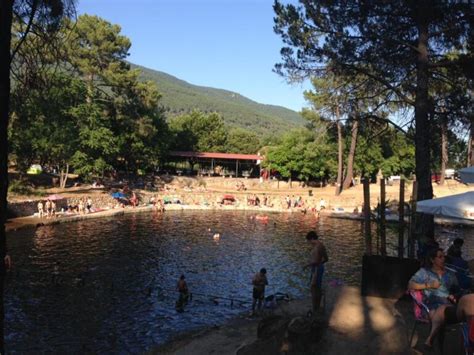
166,151,262,177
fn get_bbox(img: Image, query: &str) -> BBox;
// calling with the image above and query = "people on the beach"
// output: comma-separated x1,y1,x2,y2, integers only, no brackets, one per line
252,268,268,315
86,197,93,213
176,274,189,311
130,192,138,208
51,201,56,218
408,248,459,348
304,231,328,314
37,201,44,218
45,199,52,218
319,198,327,210
79,199,86,214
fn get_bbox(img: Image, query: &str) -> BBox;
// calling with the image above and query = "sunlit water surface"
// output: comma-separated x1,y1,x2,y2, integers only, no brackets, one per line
4,210,474,353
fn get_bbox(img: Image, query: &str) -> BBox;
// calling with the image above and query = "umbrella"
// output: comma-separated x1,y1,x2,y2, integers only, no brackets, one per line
417,191,474,220
46,194,64,201
111,192,126,199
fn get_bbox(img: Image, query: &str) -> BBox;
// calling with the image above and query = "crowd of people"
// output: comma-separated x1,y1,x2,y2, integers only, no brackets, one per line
36,199,57,218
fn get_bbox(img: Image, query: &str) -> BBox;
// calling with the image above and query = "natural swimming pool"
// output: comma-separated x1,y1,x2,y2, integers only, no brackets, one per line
4,210,473,352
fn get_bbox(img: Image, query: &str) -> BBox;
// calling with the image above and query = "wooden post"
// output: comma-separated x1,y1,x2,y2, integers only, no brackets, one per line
363,178,372,255
380,178,386,256
398,179,405,258
408,181,418,259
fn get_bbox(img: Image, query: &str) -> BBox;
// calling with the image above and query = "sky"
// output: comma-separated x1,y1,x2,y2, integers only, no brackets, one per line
77,0,310,112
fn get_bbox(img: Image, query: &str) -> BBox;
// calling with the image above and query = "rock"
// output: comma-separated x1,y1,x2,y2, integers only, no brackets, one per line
285,315,327,354
257,315,289,340
287,317,311,335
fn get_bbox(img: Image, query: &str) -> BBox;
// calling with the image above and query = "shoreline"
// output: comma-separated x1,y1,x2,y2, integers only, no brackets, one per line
150,310,260,355
6,177,474,232
7,201,474,233
5,203,313,232
149,285,414,355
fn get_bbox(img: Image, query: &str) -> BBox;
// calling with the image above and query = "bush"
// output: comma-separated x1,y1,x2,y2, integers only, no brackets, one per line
8,180,33,195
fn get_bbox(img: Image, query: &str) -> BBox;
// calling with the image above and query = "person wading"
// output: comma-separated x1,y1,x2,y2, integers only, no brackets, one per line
304,231,328,314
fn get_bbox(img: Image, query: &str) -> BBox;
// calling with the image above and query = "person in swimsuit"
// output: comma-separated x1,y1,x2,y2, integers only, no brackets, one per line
304,231,328,313
252,268,268,315
37,201,44,218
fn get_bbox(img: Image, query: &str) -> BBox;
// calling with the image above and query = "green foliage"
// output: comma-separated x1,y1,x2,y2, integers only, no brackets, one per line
7,180,33,195
273,0,473,206
169,111,228,152
10,14,170,177
353,136,384,178
225,128,261,154
379,131,416,177
264,128,336,181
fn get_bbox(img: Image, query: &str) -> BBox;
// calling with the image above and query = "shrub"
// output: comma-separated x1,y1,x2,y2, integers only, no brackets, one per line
8,180,33,195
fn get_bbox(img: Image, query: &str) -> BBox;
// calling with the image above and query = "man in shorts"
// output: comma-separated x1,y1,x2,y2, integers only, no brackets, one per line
304,231,328,313
252,268,268,315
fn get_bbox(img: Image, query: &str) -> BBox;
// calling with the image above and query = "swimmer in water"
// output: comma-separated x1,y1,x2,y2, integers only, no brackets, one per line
213,233,220,240
52,262,60,285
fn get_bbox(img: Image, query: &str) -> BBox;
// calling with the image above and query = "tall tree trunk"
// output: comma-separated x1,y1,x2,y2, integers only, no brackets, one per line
414,9,434,240
439,115,448,185
335,106,344,196
469,119,474,167
342,119,359,190
0,1,13,353
60,164,69,189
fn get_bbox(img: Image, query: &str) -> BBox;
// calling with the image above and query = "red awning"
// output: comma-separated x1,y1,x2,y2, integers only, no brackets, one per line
169,151,260,161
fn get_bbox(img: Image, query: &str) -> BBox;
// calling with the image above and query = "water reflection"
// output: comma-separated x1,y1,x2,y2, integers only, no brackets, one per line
4,211,473,352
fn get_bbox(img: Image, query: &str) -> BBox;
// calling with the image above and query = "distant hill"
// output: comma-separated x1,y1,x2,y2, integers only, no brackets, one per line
132,63,306,135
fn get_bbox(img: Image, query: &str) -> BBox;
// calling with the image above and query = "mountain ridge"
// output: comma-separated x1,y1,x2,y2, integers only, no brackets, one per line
132,63,306,135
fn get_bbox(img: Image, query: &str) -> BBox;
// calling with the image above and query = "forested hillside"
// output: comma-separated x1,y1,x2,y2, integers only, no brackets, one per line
133,64,305,134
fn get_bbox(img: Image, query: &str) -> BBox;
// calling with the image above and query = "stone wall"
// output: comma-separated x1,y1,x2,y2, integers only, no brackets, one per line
7,199,68,218
7,194,118,218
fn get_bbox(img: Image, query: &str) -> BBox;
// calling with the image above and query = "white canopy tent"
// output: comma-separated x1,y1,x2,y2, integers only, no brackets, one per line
459,166,474,184
417,191,474,220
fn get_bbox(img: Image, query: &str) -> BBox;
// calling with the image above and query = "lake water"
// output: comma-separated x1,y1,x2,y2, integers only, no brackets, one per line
4,210,473,353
